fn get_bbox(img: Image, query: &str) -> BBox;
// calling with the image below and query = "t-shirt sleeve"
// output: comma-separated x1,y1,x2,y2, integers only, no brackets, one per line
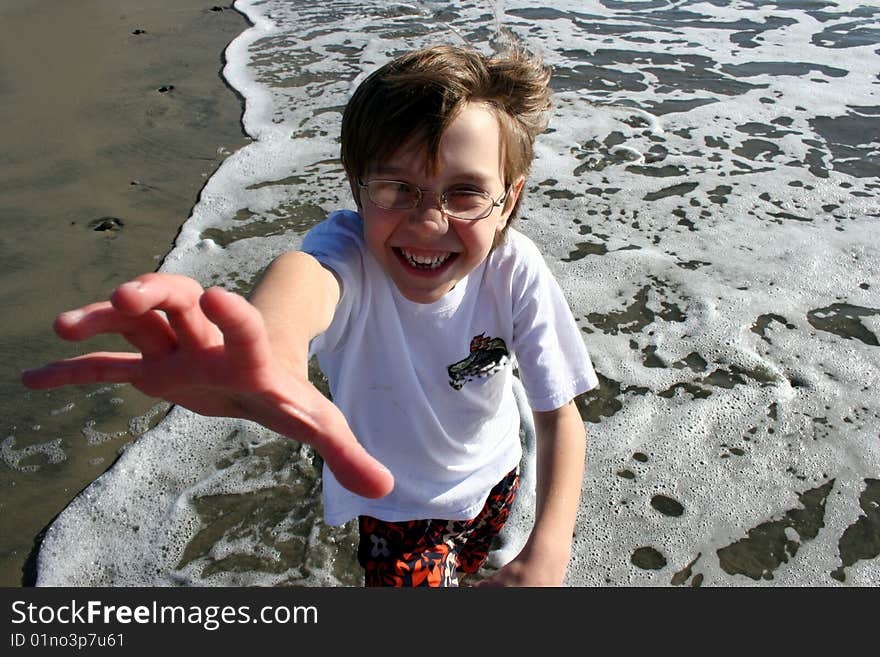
509,235,599,412
300,210,364,356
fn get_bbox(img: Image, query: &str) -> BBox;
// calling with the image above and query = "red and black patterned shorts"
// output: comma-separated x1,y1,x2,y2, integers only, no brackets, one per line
357,468,520,587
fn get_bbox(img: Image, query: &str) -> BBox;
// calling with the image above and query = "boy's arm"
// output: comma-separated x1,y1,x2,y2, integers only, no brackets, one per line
248,250,341,379
475,400,586,587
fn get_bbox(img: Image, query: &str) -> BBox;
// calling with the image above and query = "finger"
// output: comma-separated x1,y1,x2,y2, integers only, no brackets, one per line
470,574,502,587
275,399,395,499
54,303,176,358
21,353,142,389
111,274,219,349
199,287,272,371
312,429,395,500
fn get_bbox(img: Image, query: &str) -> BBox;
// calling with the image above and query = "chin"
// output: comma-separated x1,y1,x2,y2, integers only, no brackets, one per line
394,282,455,304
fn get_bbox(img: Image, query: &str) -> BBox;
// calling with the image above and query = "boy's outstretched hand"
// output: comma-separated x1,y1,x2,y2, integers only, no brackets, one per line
20,273,394,499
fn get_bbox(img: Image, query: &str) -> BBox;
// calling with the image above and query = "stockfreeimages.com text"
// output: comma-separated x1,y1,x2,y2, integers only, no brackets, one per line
11,599,317,631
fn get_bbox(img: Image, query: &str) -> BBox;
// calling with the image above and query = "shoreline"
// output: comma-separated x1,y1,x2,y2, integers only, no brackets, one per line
0,0,251,585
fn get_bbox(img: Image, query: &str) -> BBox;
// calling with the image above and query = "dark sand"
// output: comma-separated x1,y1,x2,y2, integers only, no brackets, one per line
0,0,250,585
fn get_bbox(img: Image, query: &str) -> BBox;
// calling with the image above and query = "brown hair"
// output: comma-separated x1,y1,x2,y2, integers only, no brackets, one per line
340,44,552,226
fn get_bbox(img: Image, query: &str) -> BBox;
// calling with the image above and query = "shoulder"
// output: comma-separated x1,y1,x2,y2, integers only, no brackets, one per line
301,210,367,280
300,210,371,320
302,209,364,251
487,228,551,292
491,228,545,267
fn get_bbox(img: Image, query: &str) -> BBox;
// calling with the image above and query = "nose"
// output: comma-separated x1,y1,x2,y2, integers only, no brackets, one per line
408,190,448,229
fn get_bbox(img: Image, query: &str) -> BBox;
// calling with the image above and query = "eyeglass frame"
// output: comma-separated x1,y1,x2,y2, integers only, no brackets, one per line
357,178,512,221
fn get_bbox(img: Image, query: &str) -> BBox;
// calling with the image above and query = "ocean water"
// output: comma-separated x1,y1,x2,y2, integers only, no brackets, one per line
33,0,879,586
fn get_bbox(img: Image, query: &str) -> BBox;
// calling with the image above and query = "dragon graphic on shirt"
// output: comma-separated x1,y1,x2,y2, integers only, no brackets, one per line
447,333,510,390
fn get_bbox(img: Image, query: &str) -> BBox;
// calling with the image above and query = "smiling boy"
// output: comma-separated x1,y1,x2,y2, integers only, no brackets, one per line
22,45,598,587
354,103,513,304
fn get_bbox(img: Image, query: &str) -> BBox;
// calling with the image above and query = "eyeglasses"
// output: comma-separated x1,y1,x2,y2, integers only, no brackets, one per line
358,179,510,221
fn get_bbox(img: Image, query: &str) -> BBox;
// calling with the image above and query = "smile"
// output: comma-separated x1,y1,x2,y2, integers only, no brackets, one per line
397,248,455,270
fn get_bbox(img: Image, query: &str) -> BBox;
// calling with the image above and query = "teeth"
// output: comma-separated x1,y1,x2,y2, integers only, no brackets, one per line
400,249,451,269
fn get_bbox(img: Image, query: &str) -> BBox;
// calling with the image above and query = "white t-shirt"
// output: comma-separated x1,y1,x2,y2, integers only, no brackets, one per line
303,210,598,525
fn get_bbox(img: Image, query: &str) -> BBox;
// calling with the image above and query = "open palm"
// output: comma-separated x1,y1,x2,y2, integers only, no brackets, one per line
21,273,393,499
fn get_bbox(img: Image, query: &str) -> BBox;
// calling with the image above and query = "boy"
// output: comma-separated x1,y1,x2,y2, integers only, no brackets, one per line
22,45,598,587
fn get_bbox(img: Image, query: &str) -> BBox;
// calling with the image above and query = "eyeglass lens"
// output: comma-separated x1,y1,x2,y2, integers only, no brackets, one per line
366,181,496,220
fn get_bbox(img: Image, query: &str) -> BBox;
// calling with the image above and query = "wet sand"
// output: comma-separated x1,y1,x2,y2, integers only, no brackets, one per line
0,0,250,585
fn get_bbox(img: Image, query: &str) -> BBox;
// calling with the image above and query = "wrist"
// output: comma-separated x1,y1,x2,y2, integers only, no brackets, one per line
517,535,572,582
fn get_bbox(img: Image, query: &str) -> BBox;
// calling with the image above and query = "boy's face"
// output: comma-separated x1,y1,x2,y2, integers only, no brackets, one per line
357,102,523,305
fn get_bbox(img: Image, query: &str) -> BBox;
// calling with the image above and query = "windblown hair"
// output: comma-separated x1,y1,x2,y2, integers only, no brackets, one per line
341,44,552,225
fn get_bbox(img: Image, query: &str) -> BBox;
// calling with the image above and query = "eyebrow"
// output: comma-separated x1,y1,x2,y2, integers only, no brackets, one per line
370,165,411,177
370,165,495,187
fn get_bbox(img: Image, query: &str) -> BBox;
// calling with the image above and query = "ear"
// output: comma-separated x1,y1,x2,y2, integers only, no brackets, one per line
498,175,526,229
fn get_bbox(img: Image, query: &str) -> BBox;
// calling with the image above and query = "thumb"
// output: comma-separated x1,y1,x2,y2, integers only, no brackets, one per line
278,400,394,499
319,429,395,499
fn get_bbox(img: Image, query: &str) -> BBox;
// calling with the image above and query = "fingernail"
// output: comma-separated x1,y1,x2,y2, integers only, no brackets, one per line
118,281,145,293
59,309,84,323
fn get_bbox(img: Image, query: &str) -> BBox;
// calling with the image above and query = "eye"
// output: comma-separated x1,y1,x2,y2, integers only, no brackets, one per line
446,189,489,205
448,185,487,195
371,180,412,194
444,190,492,218
367,180,419,209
